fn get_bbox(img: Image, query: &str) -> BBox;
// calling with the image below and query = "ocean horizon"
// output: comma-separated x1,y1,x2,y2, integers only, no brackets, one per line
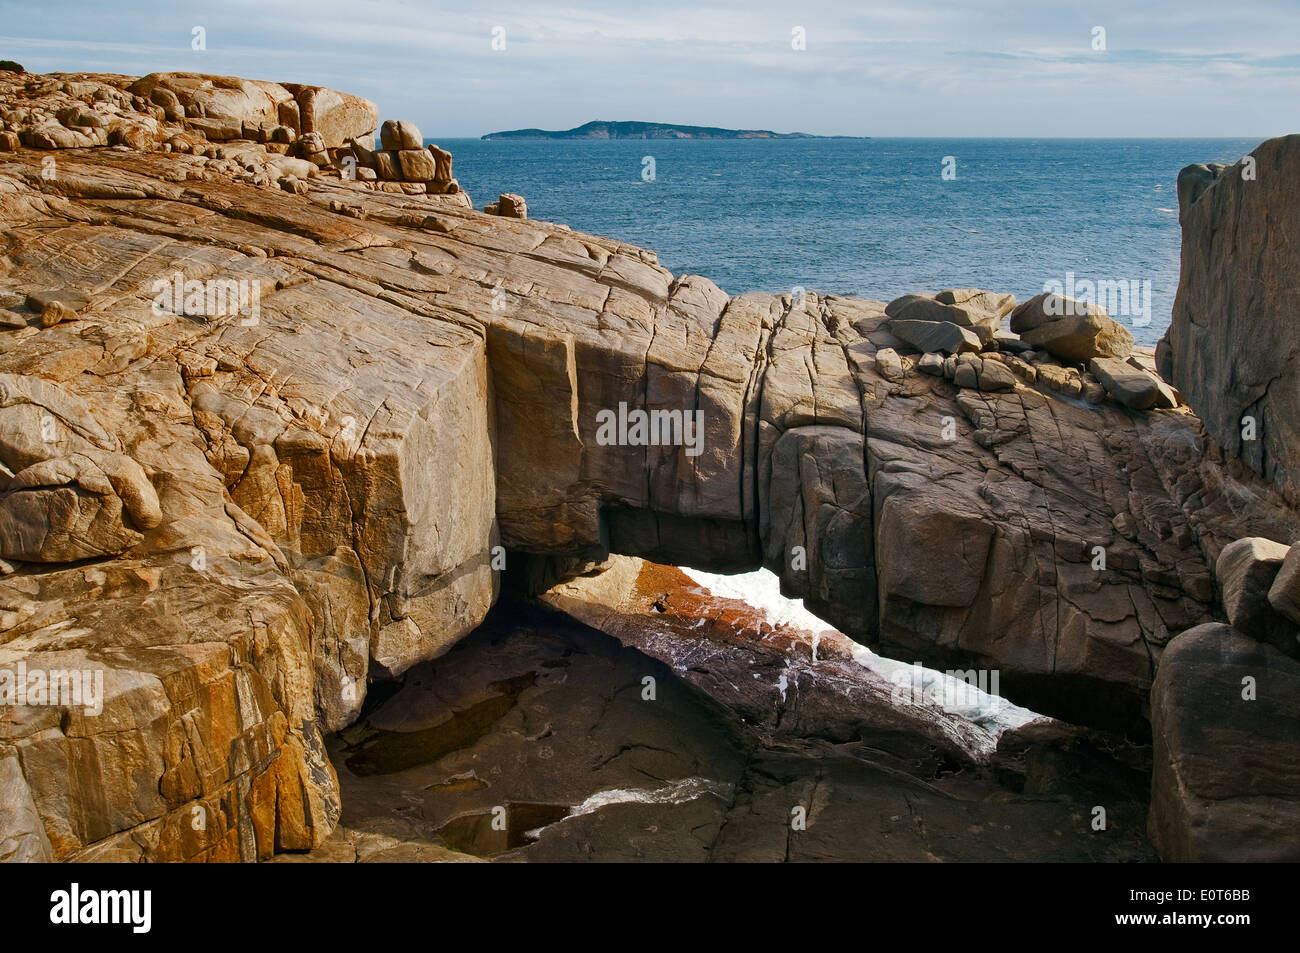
440,136,1259,348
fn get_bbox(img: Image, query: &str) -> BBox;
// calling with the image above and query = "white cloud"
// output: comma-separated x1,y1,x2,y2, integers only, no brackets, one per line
1,0,1296,136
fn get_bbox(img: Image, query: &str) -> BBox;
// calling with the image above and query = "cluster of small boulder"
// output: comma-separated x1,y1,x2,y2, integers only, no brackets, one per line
0,68,484,208
875,288,1180,410
484,192,528,219
341,118,461,197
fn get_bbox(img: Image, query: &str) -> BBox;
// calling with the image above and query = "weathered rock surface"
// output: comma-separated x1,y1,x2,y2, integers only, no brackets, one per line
886,317,981,354
128,73,295,130
0,69,391,196
289,84,379,149
1161,135,1300,510
1149,623,1300,861
952,354,1016,392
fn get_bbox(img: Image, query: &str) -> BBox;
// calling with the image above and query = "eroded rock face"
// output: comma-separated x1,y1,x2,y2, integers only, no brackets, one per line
1162,135,1300,508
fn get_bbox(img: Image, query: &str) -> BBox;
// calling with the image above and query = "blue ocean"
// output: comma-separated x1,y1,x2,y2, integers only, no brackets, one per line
441,138,1257,348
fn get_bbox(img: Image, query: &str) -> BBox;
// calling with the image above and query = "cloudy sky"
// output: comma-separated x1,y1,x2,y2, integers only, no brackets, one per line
1,0,1297,137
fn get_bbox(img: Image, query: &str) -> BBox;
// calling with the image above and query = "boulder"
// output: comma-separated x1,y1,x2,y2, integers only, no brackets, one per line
993,352,1036,383
974,357,1016,392
1010,293,1135,362
992,330,1032,354
916,352,944,376
348,136,376,169
952,361,978,390
147,86,182,120
497,193,528,219
1149,624,1300,862
294,85,379,149
56,106,108,129
39,301,75,328
936,288,1016,315
277,98,301,134
186,116,244,141
884,289,1013,344
22,123,96,149
295,132,329,167
267,155,318,179
373,149,400,181
108,124,158,151
883,293,927,317
27,288,90,313
380,119,423,151
397,148,437,182
0,451,162,562
935,288,1016,340
1215,537,1298,655
428,143,453,183
874,347,904,382
886,318,981,355
1089,356,1170,410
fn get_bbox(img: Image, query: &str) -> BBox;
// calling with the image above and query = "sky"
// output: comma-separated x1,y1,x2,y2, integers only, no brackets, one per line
1,0,1297,138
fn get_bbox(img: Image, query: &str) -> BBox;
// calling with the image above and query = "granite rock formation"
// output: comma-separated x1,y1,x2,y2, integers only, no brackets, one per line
1146,134,1300,860
1161,134,1300,509
0,69,1297,862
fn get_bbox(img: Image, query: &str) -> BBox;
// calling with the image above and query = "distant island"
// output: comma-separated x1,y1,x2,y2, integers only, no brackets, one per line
481,120,840,140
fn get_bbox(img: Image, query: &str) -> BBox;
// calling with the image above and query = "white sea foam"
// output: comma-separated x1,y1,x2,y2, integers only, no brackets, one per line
572,776,731,817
